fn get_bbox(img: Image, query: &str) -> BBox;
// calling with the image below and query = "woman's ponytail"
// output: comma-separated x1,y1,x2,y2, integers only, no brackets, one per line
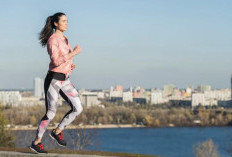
39,12,66,47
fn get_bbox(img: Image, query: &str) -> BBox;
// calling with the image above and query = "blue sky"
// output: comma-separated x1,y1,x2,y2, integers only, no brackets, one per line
0,0,231,89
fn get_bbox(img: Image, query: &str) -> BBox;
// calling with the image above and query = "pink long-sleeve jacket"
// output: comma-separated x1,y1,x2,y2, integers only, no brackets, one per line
47,33,73,78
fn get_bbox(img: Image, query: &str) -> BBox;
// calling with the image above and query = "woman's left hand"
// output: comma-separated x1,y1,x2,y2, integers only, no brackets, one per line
71,64,76,70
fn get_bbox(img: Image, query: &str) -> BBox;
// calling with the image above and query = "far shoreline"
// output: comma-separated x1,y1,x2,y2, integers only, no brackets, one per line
7,124,146,130
7,124,232,131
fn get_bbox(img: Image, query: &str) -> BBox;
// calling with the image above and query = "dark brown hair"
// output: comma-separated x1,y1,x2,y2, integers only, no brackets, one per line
39,12,66,47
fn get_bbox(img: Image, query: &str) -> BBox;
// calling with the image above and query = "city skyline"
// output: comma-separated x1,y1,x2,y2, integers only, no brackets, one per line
1,77,231,107
0,0,231,89
1,76,231,91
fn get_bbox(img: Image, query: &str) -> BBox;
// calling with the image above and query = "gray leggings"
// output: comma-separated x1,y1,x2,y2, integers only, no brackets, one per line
35,71,83,138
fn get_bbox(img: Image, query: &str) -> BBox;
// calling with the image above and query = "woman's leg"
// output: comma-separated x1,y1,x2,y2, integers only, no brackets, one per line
34,76,61,144
55,78,83,132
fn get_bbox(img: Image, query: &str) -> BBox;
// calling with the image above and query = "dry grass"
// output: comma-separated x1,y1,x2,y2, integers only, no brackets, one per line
0,146,161,157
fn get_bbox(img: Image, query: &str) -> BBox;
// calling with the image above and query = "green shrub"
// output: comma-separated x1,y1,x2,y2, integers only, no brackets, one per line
0,106,15,147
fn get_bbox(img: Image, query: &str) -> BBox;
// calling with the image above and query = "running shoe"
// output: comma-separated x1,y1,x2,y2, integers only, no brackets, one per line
49,129,67,147
29,141,48,154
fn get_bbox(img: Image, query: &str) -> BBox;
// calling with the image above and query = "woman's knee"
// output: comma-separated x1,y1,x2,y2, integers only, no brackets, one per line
79,104,83,114
73,104,83,116
46,110,57,120
73,98,83,114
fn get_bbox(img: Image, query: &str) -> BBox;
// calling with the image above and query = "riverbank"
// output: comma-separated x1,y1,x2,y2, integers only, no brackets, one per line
7,124,146,130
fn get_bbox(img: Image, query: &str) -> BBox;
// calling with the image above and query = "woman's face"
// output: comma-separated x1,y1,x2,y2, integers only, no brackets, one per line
54,15,68,32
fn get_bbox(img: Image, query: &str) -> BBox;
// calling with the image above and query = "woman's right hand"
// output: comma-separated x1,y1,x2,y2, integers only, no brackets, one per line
73,45,82,55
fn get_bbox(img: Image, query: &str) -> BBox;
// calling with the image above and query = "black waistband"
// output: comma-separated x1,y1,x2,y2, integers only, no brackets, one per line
47,70,68,81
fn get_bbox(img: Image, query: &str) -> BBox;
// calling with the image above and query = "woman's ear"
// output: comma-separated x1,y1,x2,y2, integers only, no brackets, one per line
54,21,58,27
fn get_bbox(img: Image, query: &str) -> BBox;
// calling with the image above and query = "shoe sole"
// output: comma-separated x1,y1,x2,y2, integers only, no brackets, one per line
29,146,47,154
49,133,66,147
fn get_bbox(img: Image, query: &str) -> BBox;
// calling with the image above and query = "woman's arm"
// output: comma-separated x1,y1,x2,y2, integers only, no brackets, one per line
66,46,81,60
47,38,68,66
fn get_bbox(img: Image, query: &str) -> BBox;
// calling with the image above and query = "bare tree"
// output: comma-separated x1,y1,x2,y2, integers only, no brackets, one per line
193,138,220,157
69,126,101,151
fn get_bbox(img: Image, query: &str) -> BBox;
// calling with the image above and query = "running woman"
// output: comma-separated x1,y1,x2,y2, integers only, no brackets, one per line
29,12,83,154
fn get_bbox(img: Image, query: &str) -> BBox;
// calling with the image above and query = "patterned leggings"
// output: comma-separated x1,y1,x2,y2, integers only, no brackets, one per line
35,71,83,138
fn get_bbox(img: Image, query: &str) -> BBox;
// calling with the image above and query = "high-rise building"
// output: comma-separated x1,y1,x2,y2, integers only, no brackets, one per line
34,77,44,98
192,93,205,107
186,87,192,94
231,74,232,99
123,91,133,102
197,85,211,92
116,85,123,91
163,84,175,97
151,90,163,104
0,91,22,106
80,92,100,107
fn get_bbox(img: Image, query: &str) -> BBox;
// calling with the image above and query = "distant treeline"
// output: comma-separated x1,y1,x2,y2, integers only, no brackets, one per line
2,100,232,127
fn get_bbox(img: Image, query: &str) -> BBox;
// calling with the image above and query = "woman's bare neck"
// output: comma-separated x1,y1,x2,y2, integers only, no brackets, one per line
54,30,65,39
